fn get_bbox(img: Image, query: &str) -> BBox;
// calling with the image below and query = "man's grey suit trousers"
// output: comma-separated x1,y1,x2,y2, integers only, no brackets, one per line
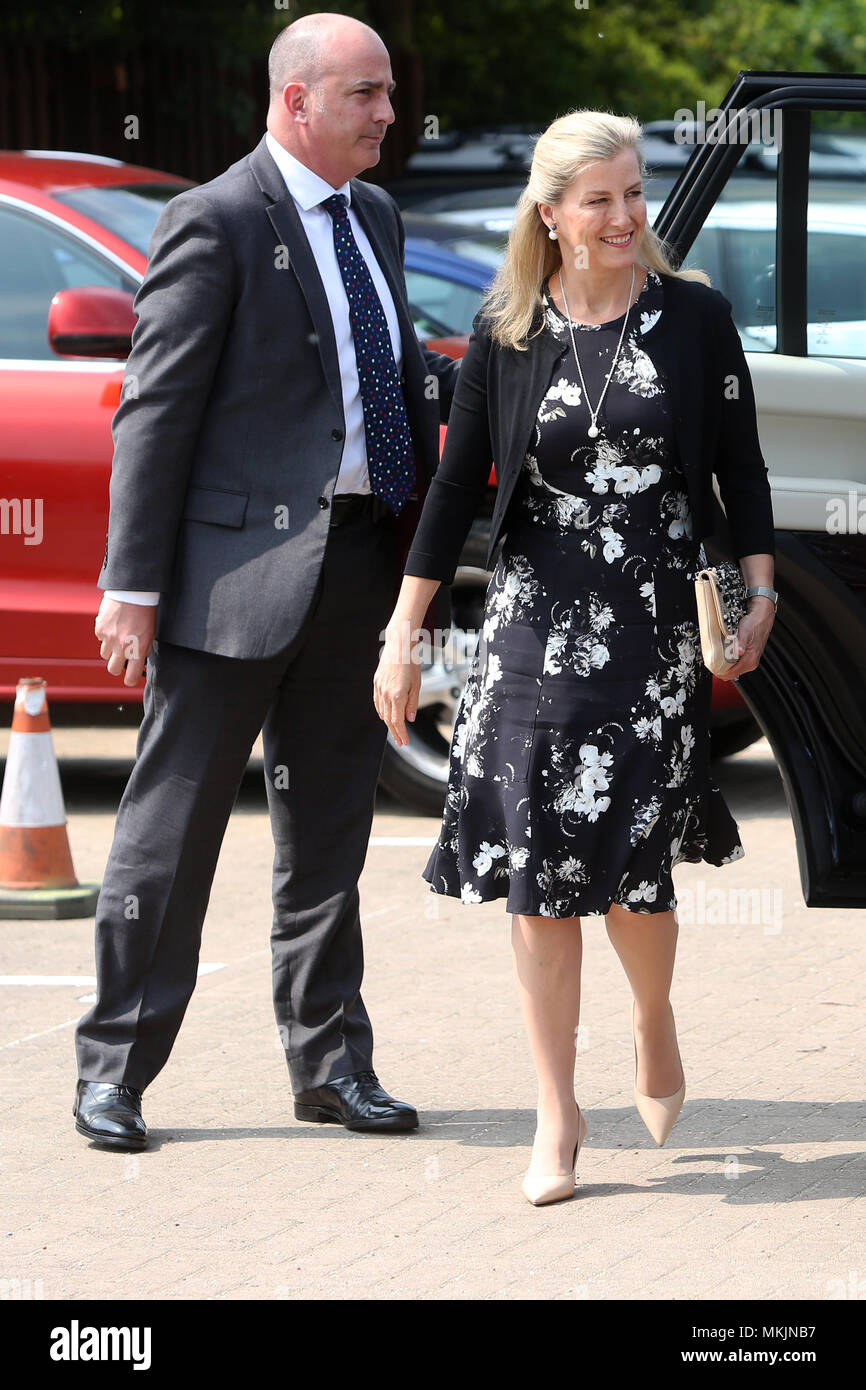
75,508,402,1094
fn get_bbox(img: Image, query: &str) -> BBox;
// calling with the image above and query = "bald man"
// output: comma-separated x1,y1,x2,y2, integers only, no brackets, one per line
74,14,459,1150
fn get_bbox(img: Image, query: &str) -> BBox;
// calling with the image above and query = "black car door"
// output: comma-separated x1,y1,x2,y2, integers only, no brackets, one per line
654,71,866,907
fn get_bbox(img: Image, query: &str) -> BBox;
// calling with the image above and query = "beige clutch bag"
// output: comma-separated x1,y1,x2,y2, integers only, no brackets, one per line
694,566,746,675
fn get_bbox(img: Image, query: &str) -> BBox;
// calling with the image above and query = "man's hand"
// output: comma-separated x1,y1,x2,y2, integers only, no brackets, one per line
95,597,157,686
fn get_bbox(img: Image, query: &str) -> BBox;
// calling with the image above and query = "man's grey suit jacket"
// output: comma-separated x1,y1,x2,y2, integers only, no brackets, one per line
100,134,458,660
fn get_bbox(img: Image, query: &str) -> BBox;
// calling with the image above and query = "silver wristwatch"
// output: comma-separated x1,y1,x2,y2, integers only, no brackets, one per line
745,585,778,610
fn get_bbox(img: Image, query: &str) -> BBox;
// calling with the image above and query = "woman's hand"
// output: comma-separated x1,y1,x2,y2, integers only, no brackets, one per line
374,624,423,747
717,597,776,681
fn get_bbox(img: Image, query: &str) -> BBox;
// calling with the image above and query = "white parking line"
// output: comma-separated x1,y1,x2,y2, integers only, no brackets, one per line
0,964,228,1050
0,1016,80,1049
0,964,226,987
0,977,99,987
369,837,437,846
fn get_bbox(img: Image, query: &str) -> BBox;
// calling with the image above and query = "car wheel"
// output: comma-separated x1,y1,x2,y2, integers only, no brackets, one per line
378,523,492,815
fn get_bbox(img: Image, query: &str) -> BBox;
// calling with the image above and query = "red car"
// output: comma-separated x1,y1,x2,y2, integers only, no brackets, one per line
0,149,755,814
0,151,186,701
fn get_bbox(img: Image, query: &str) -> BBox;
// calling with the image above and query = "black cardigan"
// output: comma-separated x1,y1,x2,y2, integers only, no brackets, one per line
404,273,775,584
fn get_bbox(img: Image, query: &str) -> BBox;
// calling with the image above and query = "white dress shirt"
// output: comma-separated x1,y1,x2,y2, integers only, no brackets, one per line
105,130,404,607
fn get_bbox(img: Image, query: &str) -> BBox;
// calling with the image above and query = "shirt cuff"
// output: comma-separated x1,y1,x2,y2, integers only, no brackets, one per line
103,590,161,605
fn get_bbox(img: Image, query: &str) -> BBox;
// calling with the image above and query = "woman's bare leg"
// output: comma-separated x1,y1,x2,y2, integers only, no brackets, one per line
604,903,684,1096
511,912,585,1173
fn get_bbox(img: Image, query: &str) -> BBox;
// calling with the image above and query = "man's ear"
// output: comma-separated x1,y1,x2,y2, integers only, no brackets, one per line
282,82,309,124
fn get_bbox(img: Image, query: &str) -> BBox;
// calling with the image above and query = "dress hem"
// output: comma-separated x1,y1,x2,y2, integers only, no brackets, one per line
421,832,746,919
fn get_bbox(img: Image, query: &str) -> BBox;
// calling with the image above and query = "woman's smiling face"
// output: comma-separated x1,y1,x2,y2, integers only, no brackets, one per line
540,146,648,271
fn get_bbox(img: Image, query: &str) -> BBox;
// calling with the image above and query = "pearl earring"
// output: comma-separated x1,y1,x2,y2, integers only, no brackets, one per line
548,222,558,240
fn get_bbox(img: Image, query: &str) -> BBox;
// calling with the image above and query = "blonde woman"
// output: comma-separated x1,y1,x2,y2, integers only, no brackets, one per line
374,111,776,1204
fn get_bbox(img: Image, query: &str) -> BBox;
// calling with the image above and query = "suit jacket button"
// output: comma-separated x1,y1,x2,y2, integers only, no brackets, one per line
318,496,329,509
331,428,343,441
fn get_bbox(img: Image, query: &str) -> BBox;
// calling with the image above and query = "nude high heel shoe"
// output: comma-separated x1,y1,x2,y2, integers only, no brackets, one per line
632,999,685,1146
521,1105,588,1206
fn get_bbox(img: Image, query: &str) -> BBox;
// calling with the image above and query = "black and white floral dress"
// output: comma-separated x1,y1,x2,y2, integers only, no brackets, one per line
422,269,745,917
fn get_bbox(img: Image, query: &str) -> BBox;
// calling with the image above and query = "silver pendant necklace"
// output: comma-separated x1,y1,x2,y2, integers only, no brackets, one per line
557,264,636,439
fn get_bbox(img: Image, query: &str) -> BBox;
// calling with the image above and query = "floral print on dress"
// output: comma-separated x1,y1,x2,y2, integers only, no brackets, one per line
422,268,745,917
543,595,614,677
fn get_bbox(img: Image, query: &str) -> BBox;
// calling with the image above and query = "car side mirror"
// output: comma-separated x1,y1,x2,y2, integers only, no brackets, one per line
47,287,137,359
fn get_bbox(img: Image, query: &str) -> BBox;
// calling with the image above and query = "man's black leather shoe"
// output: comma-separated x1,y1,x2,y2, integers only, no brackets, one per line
73,1080,147,1150
293,1070,418,1132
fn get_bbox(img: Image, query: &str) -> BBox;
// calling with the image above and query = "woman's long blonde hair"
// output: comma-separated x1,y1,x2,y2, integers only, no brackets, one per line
483,109,710,350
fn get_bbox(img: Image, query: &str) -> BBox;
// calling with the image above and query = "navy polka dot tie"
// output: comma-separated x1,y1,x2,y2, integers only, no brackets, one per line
321,193,416,513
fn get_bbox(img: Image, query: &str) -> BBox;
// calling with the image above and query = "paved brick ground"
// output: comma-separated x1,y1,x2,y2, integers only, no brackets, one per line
0,730,863,1300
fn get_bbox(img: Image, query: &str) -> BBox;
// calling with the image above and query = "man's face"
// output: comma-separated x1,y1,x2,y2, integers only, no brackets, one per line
305,43,396,183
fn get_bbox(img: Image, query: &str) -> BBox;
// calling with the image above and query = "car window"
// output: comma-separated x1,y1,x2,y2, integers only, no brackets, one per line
54,183,190,257
410,306,453,340
681,116,866,358
682,144,779,350
807,112,866,359
716,224,778,351
440,233,508,269
404,267,485,337
0,203,137,360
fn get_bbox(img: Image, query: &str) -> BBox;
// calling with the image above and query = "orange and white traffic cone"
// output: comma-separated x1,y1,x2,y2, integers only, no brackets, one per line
0,678,100,918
